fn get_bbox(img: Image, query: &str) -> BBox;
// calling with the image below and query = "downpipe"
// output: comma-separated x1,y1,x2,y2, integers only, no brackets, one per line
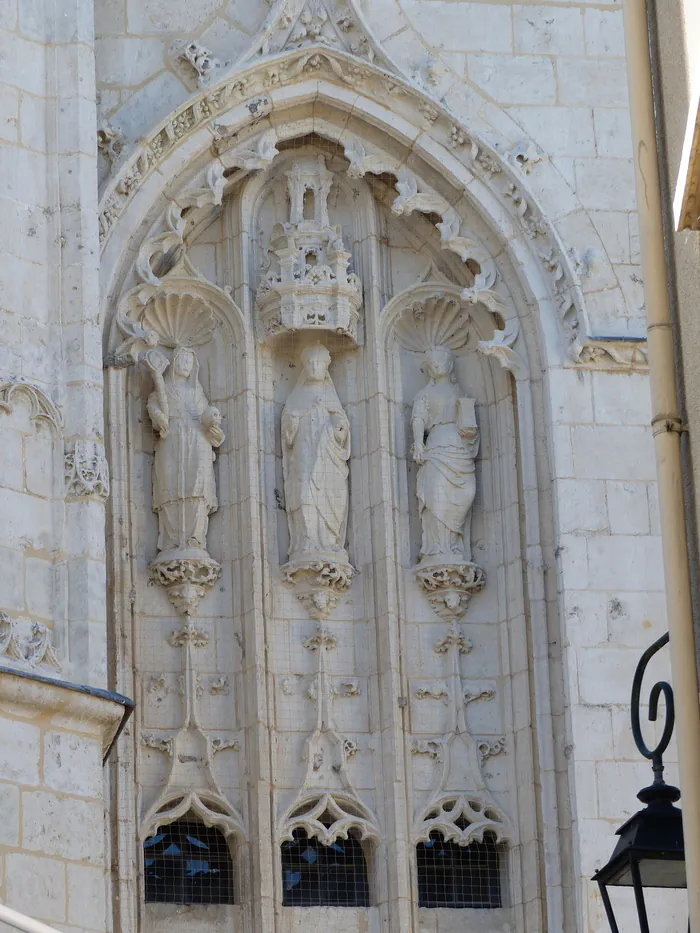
622,0,700,929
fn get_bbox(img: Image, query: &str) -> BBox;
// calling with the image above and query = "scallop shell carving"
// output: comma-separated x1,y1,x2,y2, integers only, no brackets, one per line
140,289,216,349
394,294,471,352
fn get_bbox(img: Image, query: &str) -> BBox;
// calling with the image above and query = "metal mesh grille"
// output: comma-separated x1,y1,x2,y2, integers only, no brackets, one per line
417,831,503,909
281,829,371,906
143,816,234,905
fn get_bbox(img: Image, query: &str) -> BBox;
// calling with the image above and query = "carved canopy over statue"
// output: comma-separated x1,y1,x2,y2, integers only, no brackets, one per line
281,342,350,566
147,346,225,559
411,347,479,564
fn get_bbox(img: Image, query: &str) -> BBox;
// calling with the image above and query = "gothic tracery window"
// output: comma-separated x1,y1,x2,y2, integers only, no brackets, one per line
416,830,503,909
281,827,371,907
143,816,235,905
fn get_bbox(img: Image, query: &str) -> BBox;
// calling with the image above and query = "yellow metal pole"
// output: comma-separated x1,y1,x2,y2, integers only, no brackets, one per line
622,1,700,928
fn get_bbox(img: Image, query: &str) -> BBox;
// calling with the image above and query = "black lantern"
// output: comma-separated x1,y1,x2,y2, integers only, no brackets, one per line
592,633,686,933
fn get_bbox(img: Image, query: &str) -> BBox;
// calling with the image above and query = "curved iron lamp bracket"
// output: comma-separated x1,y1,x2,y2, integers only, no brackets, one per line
630,632,674,784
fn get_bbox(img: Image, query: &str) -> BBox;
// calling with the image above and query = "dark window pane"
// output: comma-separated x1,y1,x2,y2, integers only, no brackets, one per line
143,817,234,905
281,830,370,907
417,831,503,909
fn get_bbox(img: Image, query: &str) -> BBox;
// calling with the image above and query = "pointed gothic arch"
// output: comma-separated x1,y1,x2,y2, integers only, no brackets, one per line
98,42,592,933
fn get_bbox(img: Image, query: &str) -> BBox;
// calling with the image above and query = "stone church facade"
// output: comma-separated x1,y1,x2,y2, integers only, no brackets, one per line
0,1,681,933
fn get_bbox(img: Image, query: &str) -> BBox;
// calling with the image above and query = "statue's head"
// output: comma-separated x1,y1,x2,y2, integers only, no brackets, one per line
173,348,196,379
424,346,454,380
301,342,331,383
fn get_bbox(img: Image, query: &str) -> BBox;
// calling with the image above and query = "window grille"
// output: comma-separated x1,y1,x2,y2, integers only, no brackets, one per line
143,816,234,905
281,828,371,907
416,830,503,909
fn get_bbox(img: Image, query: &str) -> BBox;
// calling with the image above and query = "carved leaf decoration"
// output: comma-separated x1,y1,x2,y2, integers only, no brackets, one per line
394,294,471,353
140,289,216,349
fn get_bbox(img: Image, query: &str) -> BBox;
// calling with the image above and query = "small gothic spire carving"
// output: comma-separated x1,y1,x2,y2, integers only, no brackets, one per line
255,156,362,342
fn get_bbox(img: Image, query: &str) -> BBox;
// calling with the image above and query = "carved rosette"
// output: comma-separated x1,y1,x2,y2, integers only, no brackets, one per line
282,559,354,620
415,561,487,622
149,556,221,616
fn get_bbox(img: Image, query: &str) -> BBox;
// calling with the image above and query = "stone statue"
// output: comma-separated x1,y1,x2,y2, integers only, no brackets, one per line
146,347,224,559
281,343,350,566
411,347,479,563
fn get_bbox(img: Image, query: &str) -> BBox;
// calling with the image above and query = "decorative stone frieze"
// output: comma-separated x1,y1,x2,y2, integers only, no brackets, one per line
576,337,649,369
64,440,110,501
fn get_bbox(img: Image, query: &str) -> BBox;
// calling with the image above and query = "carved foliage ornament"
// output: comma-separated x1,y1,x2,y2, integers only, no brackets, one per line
140,617,244,842
412,623,513,845
0,612,60,673
65,441,110,501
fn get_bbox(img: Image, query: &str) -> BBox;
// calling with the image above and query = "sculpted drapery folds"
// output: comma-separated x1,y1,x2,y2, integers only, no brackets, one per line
411,347,479,564
281,343,350,565
146,346,225,559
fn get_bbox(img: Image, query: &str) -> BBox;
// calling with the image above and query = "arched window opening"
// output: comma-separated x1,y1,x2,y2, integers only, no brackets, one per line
416,830,503,909
303,187,315,220
143,815,234,905
281,827,371,907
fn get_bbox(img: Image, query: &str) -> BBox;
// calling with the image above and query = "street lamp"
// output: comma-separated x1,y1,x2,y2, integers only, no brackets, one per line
592,632,686,933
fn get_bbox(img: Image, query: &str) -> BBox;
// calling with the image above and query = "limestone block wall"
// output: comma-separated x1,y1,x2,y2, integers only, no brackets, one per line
0,6,121,933
0,0,108,688
548,364,683,930
0,670,128,933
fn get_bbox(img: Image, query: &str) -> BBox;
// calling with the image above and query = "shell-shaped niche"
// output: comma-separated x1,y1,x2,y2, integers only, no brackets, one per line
394,293,471,352
141,289,216,348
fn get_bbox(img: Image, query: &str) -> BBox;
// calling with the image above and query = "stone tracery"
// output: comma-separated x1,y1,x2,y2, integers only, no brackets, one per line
100,54,582,930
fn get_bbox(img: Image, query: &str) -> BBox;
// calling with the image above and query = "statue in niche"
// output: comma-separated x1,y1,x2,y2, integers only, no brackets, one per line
147,347,224,559
281,342,350,565
410,346,485,621
412,347,479,563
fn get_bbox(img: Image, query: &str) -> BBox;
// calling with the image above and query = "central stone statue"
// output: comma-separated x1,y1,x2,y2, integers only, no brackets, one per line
281,342,350,564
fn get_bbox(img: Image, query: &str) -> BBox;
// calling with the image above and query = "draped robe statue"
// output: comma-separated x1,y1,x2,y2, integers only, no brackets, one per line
411,348,479,563
147,347,225,559
281,343,350,565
